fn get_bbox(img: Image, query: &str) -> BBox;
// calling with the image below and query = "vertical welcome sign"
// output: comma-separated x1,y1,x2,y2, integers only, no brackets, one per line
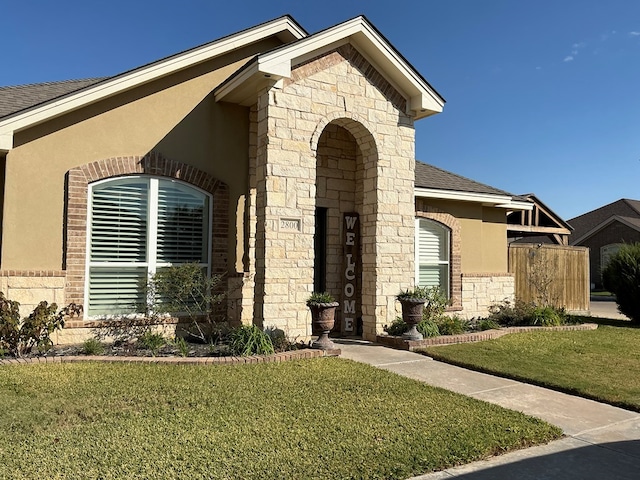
342,213,360,333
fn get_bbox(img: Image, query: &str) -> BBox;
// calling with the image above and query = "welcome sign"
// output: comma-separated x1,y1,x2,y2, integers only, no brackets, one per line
342,213,360,333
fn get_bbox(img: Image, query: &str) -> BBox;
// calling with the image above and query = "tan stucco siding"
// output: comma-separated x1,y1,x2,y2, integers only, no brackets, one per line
2,40,280,271
417,199,508,273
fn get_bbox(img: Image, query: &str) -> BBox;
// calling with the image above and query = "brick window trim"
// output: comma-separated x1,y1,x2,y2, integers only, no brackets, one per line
415,206,462,310
64,152,229,323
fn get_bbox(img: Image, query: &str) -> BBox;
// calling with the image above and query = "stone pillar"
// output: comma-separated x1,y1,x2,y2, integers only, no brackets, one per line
253,86,316,338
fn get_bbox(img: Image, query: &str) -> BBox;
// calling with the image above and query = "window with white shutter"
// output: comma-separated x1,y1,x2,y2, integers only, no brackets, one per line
86,176,211,316
415,218,450,297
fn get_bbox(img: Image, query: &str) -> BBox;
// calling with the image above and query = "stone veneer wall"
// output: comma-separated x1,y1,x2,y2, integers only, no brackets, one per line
461,273,515,319
0,271,65,317
252,44,416,340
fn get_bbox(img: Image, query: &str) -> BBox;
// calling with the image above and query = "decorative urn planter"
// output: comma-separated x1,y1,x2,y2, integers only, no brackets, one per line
307,293,338,349
397,288,427,341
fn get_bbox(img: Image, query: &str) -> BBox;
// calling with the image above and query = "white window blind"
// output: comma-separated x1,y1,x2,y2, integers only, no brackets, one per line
86,176,211,316
415,218,450,296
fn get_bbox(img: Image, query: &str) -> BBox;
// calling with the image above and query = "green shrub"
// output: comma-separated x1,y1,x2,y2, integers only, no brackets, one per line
264,327,298,352
418,319,440,337
476,318,500,331
306,292,336,306
383,317,441,337
383,317,407,336
531,305,564,326
173,337,190,357
434,315,469,335
485,300,568,327
0,293,81,357
81,338,105,356
149,263,226,342
137,332,166,356
602,243,640,324
422,287,450,321
228,325,274,356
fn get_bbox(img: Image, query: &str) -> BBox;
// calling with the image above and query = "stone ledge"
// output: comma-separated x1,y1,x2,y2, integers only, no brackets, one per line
0,348,341,366
376,324,598,351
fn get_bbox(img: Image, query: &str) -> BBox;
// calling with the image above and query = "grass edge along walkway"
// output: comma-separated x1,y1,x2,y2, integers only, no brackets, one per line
0,358,561,480
417,320,640,413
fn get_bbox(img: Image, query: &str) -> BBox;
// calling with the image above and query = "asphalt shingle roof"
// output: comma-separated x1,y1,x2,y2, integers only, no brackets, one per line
0,78,107,119
415,160,514,197
568,199,640,241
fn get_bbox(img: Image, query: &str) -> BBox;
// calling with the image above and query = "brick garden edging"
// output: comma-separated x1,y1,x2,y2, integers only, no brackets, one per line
376,324,598,351
0,348,341,367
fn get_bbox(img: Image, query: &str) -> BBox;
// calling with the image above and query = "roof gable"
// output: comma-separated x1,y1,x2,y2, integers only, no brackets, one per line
214,16,445,119
0,15,306,152
568,198,640,241
571,215,640,245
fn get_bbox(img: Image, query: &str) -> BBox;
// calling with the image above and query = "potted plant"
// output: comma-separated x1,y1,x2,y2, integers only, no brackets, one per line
396,287,428,340
306,292,339,349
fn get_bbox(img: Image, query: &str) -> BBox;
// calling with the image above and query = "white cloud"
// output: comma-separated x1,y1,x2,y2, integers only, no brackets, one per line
563,55,574,62
630,31,640,36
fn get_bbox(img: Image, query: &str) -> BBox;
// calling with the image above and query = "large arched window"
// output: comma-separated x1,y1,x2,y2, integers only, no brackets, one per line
86,176,211,316
415,218,450,297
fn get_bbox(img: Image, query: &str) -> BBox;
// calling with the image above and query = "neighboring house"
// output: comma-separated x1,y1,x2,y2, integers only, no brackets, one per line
568,199,640,289
0,15,531,343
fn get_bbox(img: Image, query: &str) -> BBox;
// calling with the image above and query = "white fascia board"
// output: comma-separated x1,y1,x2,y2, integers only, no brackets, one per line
0,16,306,148
414,187,533,210
0,132,12,152
258,16,444,117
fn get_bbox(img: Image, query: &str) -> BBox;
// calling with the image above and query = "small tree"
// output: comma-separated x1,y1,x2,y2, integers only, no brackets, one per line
149,263,226,342
602,242,640,324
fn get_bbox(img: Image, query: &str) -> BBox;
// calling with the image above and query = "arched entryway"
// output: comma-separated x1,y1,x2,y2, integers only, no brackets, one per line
312,117,379,337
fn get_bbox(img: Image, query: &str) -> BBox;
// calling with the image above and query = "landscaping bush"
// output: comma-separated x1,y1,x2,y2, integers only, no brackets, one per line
485,300,568,327
0,293,81,357
602,242,640,324
81,338,105,356
137,331,167,356
383,317,441,338
149,263,226,342
228,325,274,356
434,315,469,335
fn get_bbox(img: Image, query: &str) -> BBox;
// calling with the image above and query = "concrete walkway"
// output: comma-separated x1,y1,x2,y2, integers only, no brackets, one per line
337,340,640,479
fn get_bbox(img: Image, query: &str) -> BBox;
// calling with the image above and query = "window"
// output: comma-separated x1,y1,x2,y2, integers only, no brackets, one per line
86,176,211,316
415,218,450,297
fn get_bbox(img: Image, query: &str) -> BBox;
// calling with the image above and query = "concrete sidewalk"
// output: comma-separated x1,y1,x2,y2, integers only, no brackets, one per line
337,340,640,479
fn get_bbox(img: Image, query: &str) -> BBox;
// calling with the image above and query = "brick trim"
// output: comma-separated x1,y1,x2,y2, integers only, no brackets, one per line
64,152,229,323
415,204,462,310
0,348,340,366
0,270,65,277
377,323,598,350
462,272,515,278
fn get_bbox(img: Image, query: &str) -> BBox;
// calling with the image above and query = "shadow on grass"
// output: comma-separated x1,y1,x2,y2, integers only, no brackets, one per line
436,440,640,479
573,316,639,328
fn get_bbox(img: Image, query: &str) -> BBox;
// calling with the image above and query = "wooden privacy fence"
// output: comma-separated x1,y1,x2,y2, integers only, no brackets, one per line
508,244,590,312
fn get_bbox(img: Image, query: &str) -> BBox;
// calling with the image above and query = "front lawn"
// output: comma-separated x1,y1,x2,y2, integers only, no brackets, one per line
419,319,640,411
0,358,561,479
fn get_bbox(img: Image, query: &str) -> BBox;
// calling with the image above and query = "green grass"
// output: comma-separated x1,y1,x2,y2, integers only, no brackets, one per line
419,319,640,411
0,358,560,479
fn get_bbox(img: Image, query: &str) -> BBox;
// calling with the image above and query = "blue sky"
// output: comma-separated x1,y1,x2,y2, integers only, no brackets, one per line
4,0,640,220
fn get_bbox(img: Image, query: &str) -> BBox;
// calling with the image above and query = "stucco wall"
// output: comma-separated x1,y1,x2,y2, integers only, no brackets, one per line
419,199,508,273
2,39,281,273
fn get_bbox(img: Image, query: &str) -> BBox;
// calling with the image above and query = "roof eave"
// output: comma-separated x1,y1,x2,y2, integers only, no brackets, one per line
0,15,307,151
215,16,445,118
414,187,533,210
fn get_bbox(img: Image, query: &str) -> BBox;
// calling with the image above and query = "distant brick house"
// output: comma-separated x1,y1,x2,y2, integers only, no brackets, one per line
569,199,640,289
0,15,531,343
